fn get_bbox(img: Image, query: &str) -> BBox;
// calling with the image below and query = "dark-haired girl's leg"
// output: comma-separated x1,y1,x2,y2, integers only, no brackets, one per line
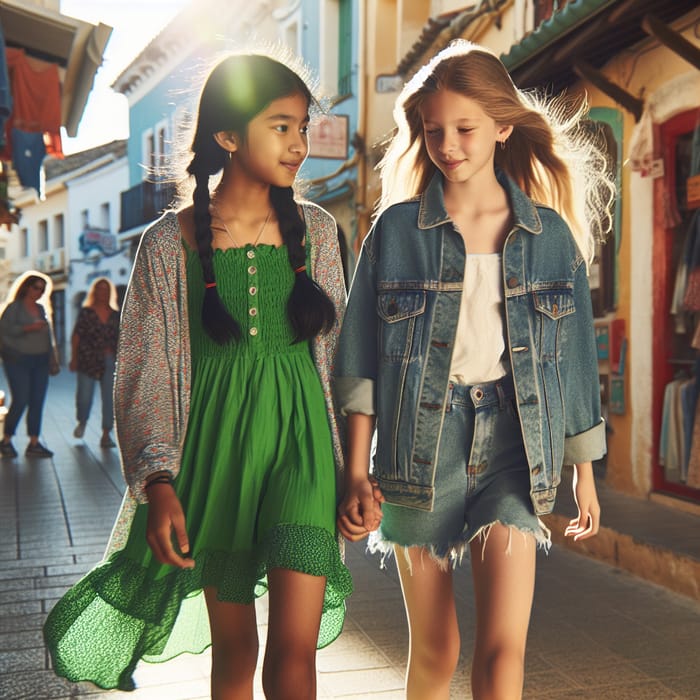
204,588,259,700
395,546,460,699
470,523,536,700
262,568,326,700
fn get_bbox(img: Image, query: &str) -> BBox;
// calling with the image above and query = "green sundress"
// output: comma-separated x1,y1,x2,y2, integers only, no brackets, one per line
43,242,352,691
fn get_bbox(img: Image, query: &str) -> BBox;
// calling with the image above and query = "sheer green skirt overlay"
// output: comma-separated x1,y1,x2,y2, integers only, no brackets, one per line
43,245,352,691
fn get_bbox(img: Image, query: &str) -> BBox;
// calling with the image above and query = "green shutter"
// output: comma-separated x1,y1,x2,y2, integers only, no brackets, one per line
338,0,352,96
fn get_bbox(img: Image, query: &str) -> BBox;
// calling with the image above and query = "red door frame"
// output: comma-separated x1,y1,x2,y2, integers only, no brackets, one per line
651,108,700,500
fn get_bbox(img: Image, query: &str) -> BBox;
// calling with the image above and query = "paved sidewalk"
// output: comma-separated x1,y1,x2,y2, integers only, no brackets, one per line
1,370,700,699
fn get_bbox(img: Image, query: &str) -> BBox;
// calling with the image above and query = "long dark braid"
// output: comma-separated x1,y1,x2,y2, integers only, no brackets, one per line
270,185,335,341
186,143,241,344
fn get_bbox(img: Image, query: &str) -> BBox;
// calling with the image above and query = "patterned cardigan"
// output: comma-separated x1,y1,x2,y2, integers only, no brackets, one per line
106,202,346,553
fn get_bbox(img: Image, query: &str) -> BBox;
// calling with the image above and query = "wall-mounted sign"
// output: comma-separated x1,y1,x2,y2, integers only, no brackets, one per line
79,229,117,256
309,115,349,160
375,74,403,93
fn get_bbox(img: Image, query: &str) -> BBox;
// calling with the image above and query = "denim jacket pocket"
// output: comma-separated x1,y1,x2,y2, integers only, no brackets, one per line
377,290,426,363
532,287,575,320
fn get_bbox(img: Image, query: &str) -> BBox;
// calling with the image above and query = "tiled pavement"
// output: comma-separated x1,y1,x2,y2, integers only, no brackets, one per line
1,370,700,699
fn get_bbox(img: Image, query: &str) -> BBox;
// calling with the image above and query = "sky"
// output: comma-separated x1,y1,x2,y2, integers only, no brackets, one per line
60,0,191,155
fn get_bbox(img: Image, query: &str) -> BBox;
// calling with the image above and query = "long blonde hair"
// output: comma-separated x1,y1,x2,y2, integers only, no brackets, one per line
378,40,615,263
83,277,119,311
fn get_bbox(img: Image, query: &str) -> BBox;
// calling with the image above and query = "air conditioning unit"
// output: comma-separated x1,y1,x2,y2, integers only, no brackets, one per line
36,252,51,272
50,249,65,270
35,250,65,272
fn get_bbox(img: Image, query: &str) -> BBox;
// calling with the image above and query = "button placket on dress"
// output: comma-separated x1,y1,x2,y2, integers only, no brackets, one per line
247,247,259,337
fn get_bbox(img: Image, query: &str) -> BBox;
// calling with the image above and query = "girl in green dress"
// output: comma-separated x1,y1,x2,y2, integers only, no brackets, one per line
44,52,351,699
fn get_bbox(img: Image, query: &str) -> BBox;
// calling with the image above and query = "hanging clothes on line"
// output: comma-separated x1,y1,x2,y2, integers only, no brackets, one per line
0,46,63,198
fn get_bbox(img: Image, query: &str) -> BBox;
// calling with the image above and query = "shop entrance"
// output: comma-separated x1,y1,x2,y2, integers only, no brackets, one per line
653,107,700,501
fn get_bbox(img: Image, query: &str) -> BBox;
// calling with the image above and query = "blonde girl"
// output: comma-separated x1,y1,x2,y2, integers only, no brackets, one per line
335,40,614,699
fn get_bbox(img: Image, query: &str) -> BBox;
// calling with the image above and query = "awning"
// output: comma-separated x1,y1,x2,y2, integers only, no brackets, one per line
0,0,112,137
500,0,700,93
500,0,616,74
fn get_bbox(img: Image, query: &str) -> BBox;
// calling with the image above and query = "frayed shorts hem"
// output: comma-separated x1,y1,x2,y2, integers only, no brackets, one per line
367,518,552,573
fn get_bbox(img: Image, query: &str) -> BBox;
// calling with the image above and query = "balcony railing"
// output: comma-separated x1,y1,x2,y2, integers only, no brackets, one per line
120,180,176,232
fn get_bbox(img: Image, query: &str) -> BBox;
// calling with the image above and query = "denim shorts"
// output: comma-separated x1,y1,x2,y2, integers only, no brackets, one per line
369,374,551,568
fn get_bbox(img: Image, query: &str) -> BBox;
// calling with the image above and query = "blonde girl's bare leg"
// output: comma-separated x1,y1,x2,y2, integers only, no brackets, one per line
469,524,536,700
262,568,326,700
396,545,460,700
204,587,259,700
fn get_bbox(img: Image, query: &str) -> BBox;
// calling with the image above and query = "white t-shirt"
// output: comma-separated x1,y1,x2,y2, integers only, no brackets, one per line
449,253,509,385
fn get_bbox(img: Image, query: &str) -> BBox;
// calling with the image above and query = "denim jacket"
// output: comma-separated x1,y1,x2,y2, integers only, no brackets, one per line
334,171,605,516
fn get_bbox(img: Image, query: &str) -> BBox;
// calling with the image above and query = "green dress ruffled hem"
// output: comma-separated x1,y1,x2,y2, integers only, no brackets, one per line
44,523,352,691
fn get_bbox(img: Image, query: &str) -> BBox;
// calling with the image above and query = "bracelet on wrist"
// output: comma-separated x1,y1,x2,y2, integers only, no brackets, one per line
145,474,173,489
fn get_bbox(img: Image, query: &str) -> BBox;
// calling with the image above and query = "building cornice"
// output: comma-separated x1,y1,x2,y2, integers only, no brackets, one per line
111,0,275,105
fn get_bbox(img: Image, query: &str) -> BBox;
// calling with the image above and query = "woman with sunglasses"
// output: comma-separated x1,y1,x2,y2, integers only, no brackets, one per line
0,271,56,458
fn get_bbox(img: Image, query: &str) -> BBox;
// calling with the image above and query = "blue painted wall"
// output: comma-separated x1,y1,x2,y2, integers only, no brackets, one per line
299,0,359,201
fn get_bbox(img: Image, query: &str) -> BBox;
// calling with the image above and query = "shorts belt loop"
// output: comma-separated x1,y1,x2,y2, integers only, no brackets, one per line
496,381,506,410
446,382,454,412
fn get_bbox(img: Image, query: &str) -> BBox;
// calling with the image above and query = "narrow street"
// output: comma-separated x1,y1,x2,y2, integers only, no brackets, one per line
1,370,699,699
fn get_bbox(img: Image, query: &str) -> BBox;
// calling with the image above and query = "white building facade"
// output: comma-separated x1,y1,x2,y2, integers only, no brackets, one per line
2,141,129,361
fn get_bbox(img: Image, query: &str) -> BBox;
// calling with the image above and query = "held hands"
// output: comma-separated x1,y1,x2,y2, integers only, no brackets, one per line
337,476,385,542
145,482,195,569
564,462,601,541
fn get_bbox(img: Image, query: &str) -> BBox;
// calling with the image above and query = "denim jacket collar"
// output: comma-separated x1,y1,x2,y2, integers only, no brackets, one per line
417,169,543,235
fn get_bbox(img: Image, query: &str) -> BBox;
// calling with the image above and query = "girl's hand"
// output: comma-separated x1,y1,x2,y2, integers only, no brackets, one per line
337,478,384,542
145,483,195,568
565,462,600,541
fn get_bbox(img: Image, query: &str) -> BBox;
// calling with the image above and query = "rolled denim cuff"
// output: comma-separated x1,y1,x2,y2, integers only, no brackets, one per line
333,376,376,416
563,418,606,465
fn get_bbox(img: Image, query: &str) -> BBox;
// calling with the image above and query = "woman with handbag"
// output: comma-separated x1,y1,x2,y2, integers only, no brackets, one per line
0,271,56,458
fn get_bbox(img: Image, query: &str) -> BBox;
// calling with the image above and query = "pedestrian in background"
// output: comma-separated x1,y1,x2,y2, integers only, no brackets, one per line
0,271,57,458
69,277,119,448
44,50,350,698
335,40,615,699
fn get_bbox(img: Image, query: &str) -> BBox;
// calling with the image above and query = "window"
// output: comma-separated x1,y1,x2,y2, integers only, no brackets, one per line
53,214,65,248
38,220,49,252
158,124,167,171
142,129,156,180
81,209,90,229
20,228,29,257
100,202,111,230
277,7,301,56
143,122,169,180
